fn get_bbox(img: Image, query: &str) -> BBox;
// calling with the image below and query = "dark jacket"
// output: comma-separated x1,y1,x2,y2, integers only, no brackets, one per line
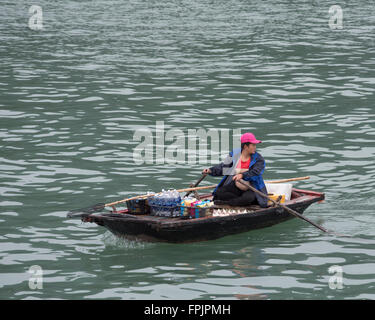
209,148,268,208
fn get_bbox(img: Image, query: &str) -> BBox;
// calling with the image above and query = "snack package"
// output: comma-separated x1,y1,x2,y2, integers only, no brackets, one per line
191,200,201,218
181,198,196,218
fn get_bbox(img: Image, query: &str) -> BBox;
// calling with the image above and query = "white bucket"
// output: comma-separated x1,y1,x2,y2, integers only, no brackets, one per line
265,183,293,201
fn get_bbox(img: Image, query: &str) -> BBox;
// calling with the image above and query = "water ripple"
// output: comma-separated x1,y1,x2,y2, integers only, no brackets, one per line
1,0,375,300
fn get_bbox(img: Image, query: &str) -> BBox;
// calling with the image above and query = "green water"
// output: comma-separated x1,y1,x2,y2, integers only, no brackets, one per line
1,0,375,299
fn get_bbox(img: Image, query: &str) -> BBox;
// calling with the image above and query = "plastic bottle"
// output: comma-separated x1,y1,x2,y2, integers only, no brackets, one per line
170,190,176,217
165,190,171,217
157,193,163,216
166,190,171,217
163,189,169,217
170,189,176,217
160,189,166,216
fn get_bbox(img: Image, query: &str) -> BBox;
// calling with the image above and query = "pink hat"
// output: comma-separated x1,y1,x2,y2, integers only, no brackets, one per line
241,132,262,144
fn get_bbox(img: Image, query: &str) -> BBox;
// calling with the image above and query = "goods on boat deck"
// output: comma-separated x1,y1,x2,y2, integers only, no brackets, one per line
265,183,292,201
147,191,215,219
128,186,292,220
78,188,325,243
147,189,181,217
267,194,285,206
66,176,327,242
180,197,214,219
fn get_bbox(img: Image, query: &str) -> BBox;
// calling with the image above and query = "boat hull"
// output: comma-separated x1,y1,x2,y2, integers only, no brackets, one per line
82,189,324,243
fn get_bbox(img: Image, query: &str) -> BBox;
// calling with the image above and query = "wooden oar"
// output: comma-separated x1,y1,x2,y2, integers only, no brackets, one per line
184,173,207,198
236,179,328,233
266,176,310,183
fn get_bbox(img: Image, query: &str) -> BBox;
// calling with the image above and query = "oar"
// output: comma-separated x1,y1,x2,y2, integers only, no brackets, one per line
67,176,311,218
184,173,207,198
266,176,310,183
236,179,328,233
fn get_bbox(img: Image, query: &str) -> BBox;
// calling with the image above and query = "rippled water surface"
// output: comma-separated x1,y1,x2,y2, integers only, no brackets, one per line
1,0,375,299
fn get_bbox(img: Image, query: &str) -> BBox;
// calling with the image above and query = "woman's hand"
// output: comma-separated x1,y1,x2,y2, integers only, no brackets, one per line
232,173,243,181
202,168,211,174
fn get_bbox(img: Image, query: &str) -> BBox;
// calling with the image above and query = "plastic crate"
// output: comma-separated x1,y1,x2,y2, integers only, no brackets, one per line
149,204,180,217
179,204,213,219
147,203,213,219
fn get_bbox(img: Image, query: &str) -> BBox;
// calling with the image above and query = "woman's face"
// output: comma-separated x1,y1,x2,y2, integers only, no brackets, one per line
249,143,257,154
244,143,257,154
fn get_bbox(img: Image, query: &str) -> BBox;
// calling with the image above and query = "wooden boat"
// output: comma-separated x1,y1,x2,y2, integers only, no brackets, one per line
80,188,325,243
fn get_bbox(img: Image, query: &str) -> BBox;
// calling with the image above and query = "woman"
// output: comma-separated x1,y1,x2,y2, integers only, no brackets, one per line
202,132,268,207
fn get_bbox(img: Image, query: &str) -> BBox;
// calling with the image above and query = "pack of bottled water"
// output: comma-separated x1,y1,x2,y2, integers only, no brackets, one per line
148,189,181,217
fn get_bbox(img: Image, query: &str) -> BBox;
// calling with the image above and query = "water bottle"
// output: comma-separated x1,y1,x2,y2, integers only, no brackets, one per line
165,190,170,217
174,190,181,217
160,190,166,216
166,190,173,217
170,190,176,217
161,191,166,216
172,190,177,217
162,190,167,217
155,193,161,216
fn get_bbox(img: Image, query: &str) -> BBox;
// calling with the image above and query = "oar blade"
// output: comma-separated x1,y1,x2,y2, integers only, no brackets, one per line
67,203,106,219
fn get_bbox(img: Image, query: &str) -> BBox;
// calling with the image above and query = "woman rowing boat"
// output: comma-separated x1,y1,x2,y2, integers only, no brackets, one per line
202,132,268,208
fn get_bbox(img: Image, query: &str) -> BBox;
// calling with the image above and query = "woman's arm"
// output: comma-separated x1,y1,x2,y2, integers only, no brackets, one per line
208,153,234,176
